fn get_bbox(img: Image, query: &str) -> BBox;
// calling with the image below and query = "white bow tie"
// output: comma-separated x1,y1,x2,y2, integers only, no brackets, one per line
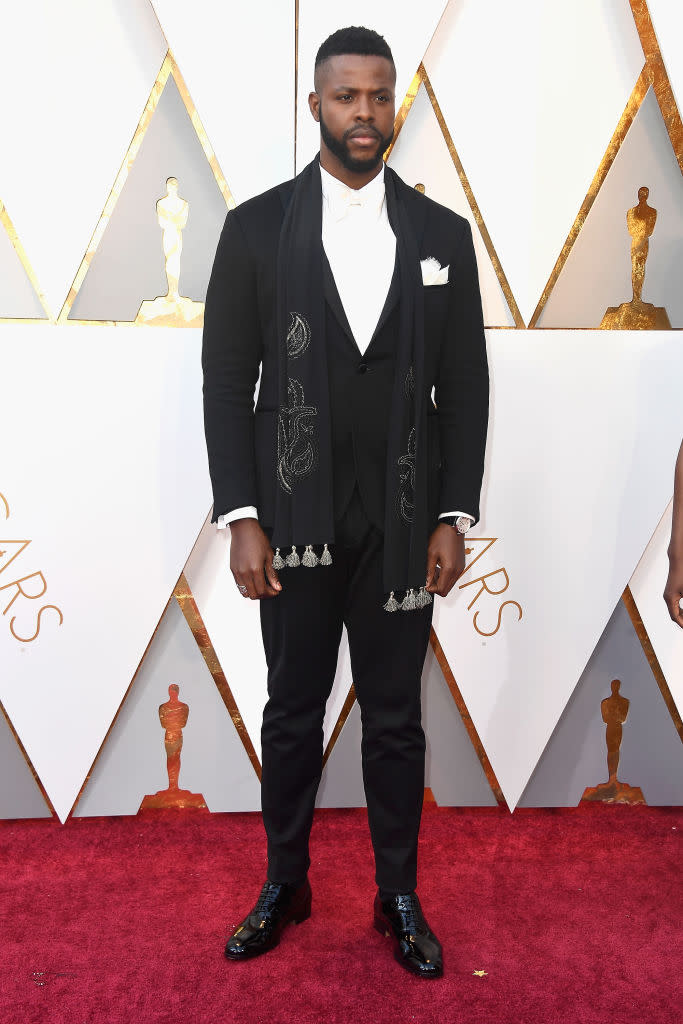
330,191,365,222
328,185,384,223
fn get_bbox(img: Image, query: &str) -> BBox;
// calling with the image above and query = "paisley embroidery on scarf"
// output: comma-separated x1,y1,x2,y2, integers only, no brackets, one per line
396,425,416,525
277,377,318,494
286,312,312,359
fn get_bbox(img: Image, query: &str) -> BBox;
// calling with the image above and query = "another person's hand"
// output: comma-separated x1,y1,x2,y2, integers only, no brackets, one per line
425,523,465,598
664,439,683,628
229,519,282,599
663,555,683,628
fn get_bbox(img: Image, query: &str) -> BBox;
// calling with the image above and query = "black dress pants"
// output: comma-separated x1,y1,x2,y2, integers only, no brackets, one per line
259,486,434,893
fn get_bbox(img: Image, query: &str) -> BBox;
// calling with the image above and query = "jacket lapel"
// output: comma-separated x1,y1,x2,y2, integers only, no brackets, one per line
367,172,429,350
322,250,356,347
367,249,400,347
387,171,429,258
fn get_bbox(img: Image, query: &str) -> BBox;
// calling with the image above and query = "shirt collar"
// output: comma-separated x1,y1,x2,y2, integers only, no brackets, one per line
320,162,386,222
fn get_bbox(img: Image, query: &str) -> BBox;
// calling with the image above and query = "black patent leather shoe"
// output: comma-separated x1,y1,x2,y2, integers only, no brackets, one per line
373,891,443,978
224,879,312,960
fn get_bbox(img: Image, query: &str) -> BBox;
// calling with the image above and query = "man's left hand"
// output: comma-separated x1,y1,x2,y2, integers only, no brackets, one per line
425,523,466,598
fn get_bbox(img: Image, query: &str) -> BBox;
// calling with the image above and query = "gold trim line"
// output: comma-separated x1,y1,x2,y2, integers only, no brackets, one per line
430,628,508,808
0,200,52,321
383,69,422,162
322,682,357,768
174,572,262,780
0,698,57,818
622,585,683,744
630,0,683,172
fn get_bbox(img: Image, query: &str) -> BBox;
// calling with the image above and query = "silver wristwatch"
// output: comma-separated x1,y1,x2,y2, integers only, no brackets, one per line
448,515,472,534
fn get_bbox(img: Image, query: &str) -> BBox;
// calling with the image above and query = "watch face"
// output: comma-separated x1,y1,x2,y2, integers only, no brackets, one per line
455,516,470,534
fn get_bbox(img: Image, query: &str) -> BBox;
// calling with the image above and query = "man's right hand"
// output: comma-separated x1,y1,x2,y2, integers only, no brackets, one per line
229,519,282,599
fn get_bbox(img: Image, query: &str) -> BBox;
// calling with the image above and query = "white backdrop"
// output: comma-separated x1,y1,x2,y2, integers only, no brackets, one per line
1,0,681,822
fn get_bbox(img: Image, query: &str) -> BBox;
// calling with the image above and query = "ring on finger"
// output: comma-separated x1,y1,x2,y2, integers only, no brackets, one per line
236,583,248,594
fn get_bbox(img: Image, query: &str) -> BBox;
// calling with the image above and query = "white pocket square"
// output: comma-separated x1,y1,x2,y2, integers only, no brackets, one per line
420,257,449,286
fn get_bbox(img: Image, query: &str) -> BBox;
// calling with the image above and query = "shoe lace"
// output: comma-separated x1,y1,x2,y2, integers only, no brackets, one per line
393,893,422,936
254,882,284,917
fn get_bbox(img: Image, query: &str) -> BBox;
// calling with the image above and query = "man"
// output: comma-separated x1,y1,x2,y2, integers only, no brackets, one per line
664,439,682,628
202,27,489,979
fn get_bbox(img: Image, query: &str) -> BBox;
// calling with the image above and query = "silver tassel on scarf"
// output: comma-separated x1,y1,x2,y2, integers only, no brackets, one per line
383,585,433,613
285,545,300,567
415,586,433,608
302,544,318,566
274,543,333,570
272,548,285,569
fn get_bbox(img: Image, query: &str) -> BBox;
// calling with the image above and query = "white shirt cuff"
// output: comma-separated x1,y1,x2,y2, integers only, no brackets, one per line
217,506,258,528
439,511,474,522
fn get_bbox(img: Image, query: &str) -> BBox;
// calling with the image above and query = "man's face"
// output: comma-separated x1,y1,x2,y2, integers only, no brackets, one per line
310,54,396,174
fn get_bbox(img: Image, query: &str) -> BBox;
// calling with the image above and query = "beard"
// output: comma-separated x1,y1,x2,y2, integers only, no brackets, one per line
318,106,394,173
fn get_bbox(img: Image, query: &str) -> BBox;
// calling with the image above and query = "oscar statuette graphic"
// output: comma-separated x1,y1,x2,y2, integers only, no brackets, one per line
581,679,645,805
138,684,207,811
135,177,204,327
600,186,671,329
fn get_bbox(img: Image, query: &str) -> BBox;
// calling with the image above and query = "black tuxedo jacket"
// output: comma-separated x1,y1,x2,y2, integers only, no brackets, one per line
202,170,489,533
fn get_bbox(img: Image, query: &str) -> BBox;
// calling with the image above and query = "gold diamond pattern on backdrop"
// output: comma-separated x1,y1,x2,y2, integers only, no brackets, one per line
0,199,52,322
57,51,235,326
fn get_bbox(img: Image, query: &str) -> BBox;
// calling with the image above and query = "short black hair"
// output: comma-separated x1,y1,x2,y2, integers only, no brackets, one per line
314,26,395,73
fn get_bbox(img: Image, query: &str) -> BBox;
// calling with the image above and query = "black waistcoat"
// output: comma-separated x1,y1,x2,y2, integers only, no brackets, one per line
324,253,401,531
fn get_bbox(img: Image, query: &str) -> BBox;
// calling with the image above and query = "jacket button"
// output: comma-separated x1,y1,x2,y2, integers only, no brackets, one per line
357,362,368,374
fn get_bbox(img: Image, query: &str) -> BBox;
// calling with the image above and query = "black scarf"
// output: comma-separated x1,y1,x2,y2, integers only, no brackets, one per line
271,155,432,612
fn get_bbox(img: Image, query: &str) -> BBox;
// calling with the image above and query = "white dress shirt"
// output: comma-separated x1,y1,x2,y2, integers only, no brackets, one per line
320,162,396,354
218,163,473,530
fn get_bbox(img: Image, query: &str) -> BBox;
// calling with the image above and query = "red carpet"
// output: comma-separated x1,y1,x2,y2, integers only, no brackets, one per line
2,804,681,1024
